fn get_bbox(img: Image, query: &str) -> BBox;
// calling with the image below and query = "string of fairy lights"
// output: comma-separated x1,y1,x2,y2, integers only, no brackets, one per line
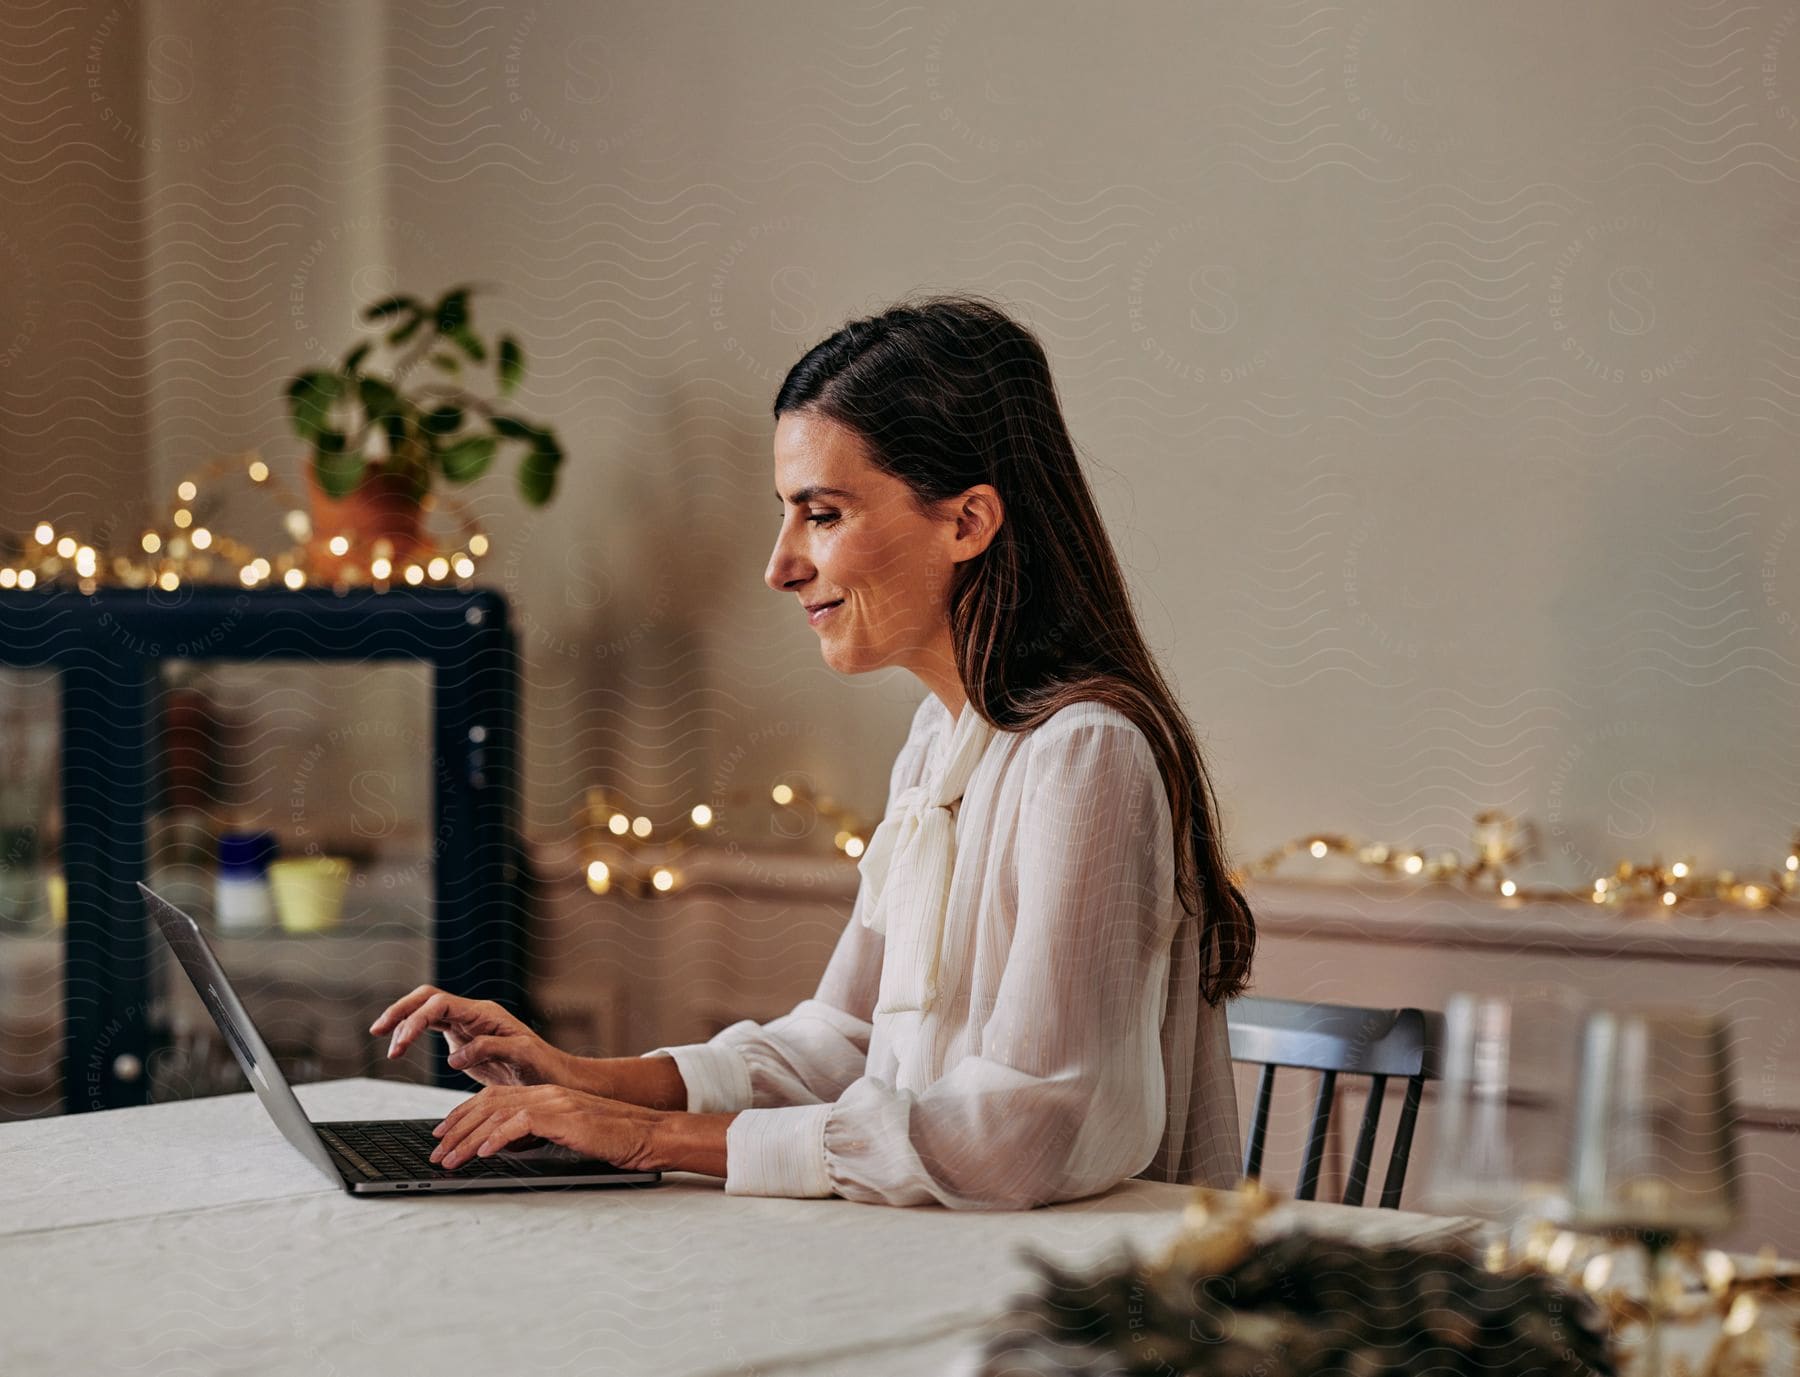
575,781,875,899
0,449,489,594
580,788,1800,919
1234,807,1800,916
3,472,1793,920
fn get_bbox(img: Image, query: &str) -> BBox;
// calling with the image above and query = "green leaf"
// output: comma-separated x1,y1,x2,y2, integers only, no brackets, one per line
430,351,462,374
449,325,486,363
363,294,420,323
439,435,497,483
497,335,524,397
343,341,372,374
286,370,342,441
388,314,424,346
519,431,563,505
311,432,364,498
357,375,402,422
422,405,463,436
434,287,472,335
490,415,534,441
383,411,408,457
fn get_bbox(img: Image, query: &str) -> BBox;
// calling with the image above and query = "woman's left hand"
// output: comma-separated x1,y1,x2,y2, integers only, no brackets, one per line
430,1085,664,1172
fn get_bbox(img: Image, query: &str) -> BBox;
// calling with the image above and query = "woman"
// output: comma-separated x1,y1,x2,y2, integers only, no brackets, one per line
373,294,1255,1208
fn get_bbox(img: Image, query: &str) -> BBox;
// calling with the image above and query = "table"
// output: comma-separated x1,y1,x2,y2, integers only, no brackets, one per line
0,1079,1484,1376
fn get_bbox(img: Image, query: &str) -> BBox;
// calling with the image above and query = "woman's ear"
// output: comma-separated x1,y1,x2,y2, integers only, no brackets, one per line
951,484,1004,562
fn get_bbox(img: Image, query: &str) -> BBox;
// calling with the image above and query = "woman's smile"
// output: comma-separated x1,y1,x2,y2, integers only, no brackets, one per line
807,598,844,627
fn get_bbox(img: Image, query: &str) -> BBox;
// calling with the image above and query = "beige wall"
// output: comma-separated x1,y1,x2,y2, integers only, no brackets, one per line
6,1,1799,892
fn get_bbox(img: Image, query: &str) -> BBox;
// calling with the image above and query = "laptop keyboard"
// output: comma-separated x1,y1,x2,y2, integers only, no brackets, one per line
319,1120,522,1181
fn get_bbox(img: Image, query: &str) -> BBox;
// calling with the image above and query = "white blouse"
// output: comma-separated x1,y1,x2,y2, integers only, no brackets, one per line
641,693,1244,1209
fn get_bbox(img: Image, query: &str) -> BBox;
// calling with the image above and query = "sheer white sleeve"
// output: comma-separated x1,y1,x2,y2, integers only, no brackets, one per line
724,708,1179,1209
635,889,886,1113
636,700,935,1114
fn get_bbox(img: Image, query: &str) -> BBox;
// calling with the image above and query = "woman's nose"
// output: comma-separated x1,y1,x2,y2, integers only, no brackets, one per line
764,533,813,593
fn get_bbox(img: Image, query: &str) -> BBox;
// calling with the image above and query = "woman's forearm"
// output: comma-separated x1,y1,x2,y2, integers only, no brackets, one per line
564,1053,690,1111
561,1055,737,1178
645,1111,737,1178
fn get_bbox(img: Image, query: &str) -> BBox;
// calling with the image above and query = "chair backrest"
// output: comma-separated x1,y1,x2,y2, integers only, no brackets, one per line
1226,995,1444,1209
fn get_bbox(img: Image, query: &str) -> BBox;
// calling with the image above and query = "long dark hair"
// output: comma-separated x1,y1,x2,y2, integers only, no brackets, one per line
773,292,1254,1004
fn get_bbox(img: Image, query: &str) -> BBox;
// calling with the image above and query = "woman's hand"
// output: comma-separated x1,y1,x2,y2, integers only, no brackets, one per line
429,1085,664,1172
369,984,572,1088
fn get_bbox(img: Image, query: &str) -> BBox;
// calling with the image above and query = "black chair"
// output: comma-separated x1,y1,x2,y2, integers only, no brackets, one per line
1227,996,1444,1209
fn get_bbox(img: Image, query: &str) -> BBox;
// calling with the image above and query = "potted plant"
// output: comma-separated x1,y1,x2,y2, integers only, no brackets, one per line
283,284,565,578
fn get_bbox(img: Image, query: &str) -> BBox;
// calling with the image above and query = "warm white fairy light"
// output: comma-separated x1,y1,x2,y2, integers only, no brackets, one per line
0,569,16,588
157,570,178,591
403,564,424,585
607,812,629,835
771,784,794,805
585,860,611,894
73,546,96,577
844,836,865,858
283,568,305,589
651,867,674,892
690,804,713,828
1309,839,1329,858
10,451,488,594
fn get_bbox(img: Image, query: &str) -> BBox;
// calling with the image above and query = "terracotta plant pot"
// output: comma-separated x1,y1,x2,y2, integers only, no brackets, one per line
304,468,427,579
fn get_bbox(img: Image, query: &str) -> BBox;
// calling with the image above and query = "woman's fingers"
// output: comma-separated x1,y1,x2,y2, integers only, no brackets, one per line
473,1110,534,1160
369,984,441,1036
431,1089,510,1162
446,1034,512,1071
429,1088,581,1168
387,992,459,1059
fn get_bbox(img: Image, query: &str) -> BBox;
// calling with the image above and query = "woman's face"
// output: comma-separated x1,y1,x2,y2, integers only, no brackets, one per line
766,411,994,683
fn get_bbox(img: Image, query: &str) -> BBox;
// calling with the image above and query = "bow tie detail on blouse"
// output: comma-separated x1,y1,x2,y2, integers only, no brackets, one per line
857,701,1000,1016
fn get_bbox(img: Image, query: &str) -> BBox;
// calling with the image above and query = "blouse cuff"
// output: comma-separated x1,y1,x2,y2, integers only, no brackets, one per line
724,1104,834,1198
638,1043,753,1114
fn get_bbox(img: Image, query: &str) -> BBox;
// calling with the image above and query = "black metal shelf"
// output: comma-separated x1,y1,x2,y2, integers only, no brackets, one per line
0,585,526,1110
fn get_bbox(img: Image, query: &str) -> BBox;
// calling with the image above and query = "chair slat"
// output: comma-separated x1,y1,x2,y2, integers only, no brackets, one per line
1341,1072,1387,1207
1243,1062,1276,1181
1379,1073,1427,1209
1296,1068,1336,1201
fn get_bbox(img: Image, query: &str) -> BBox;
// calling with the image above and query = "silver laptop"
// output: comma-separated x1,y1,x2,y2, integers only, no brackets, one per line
139,881,662,1195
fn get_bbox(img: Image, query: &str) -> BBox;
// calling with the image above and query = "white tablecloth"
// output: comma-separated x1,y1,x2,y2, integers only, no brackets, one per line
0,1078,1482,1376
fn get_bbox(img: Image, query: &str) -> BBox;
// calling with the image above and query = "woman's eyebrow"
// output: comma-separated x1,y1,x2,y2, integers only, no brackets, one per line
777,485,856,504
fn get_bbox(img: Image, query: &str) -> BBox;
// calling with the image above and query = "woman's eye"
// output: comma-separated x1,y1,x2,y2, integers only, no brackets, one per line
807,513,838,526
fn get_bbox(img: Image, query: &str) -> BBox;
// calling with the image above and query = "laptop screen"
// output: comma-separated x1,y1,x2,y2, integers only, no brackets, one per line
137,882,342,1186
